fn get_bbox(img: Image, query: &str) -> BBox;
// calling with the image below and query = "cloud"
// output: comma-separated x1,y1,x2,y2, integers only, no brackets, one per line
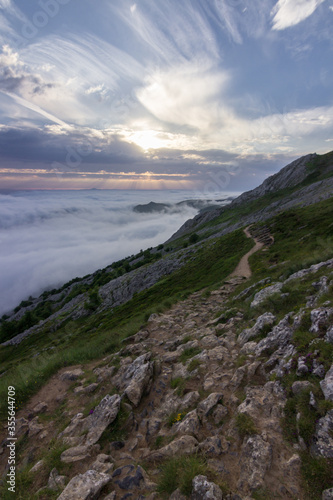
271,0,326,30
136,60,231,131
0,190,202,314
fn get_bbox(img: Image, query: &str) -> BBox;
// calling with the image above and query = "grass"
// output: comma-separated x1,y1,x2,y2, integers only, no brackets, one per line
0,228,252,420
187,358,201,372
156,455,207,497
170,377,187,397
235,413,258,439
300,453,333,500
43,440,69,475
179,347,201,364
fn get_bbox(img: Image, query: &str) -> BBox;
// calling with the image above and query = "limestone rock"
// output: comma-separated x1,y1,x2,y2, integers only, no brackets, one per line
238,434,273,491
198,436,227,457
32,402,48,415
310,308,333,335
59,413,86,440
85,394,121,445
255,314,293,356
296,357,309,376
29,460,44,473
147,435,198,462
28,417,44,437
311,410,333,458
56,469,111,500
292,381,311,395
212,404,228,424
90,454,114,474
170,489,187,499
320,364,333,401
120,353,154,407
325,326,333,344
190,475,223,500
322,488,333,499
60,368,84,381
238,312,275,345
197,393,223,418
48,468,66,490
60,445,95,463
112,464,156,492
251,283,283,308
173,410,201,437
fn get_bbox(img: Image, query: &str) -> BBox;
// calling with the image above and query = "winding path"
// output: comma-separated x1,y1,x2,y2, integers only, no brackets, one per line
229,226,265,279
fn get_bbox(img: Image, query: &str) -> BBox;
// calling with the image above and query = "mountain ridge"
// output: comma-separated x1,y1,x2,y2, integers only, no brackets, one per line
0,150,333,500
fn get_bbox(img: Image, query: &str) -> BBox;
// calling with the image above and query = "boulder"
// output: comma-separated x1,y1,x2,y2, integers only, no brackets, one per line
173,410,201,437
48,468,66,490
320,364,333,401
90,454,114,474
170,489,187,499
238,312,276,345
255,314,293,356
147,435,198,462
60,445,96,464
198,436,227,457
59,413,86,440
310,308,333,335
311,410,333,458
251,283,283,308
292,381,311,396
322,488,333,499
85,394,121,445
190,475,223,500
56,469,111,500
296,357,309,376
238,434,273,491
120,353,154,407
112,464,156,491
60,368,84,381
32,402,48,415
325,326,333,344
197,393,223,418
212,404,228,424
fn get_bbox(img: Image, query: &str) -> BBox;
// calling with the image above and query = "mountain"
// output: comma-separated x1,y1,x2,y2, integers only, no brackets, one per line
0,151,333,499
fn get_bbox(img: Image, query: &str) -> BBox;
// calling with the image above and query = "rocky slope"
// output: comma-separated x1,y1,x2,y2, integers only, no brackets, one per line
168,151,333,241
0,151,333,499
1,229,333,499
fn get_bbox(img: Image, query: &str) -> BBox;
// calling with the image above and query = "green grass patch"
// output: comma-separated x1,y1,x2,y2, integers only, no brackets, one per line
235,413,257,439
157,455,207,497
179,347,201,364
187,358,201,372
170,377,187,397
300,452,333,500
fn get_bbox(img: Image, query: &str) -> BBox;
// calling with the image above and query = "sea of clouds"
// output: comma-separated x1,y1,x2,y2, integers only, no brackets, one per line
0,189,236,315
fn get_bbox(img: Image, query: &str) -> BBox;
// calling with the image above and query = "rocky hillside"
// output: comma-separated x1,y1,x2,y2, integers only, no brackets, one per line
0,151,333,499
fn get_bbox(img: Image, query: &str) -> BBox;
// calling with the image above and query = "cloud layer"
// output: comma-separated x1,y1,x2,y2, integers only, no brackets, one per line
0,189,207,314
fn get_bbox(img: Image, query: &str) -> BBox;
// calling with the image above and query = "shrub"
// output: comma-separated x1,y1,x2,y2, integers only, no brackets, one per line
189,233,199,244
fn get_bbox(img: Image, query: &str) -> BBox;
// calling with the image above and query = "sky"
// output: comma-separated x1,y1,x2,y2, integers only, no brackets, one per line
0,0,332,191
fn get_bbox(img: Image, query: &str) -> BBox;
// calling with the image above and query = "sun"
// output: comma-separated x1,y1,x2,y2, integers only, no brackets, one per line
128,129,170,151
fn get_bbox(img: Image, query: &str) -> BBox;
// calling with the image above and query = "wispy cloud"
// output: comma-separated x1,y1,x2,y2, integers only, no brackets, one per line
271,0,326,30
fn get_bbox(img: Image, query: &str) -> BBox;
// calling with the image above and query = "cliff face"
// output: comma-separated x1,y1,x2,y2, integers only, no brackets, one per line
168,151,333,241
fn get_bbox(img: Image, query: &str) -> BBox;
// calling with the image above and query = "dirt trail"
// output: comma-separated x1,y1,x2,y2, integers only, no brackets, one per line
229,225,264,279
